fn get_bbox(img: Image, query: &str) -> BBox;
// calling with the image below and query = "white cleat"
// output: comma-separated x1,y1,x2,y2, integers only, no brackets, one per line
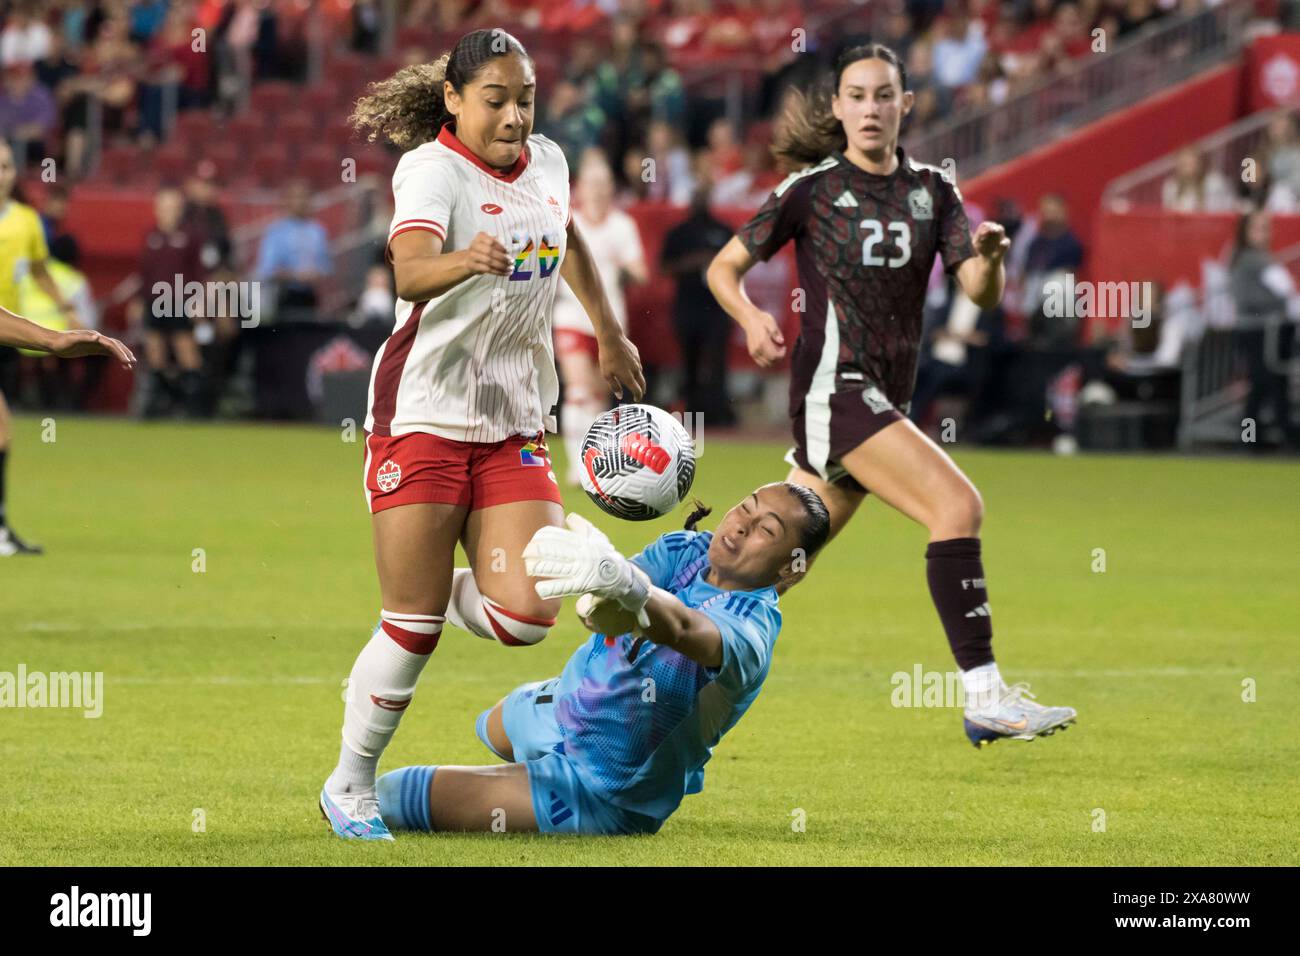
319,785,395,841
963,681,1077,748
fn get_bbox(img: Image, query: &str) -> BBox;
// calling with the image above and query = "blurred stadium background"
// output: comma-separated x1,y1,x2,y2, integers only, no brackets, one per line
5,0,1300,868
2,0,1299,454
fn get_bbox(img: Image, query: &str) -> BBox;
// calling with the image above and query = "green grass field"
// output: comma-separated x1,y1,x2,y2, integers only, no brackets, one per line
1,415,1296,866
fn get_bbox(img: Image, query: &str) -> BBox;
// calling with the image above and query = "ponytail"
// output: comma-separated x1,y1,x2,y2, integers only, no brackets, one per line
351,28,531,151
772,84,845,173
683,498,712,532
771,42,908,173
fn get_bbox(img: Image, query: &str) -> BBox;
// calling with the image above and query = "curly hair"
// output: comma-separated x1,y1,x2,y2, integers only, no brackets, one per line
350,28,531,151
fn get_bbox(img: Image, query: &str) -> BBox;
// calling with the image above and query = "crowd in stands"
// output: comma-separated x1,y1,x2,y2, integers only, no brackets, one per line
1,0,1286,450
0,1,1226,184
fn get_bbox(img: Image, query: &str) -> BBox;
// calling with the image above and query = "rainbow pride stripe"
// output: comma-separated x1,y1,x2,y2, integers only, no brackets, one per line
537,236,560,278
519,439,549,467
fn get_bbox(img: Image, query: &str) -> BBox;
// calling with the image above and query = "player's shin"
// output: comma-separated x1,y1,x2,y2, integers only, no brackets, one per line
924,537,1003,713
446,567,555,646
327,611,443,795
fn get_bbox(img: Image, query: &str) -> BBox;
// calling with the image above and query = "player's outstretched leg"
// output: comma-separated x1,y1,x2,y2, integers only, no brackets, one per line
374,765,438,831
838,419,1078,747
376,763,538,832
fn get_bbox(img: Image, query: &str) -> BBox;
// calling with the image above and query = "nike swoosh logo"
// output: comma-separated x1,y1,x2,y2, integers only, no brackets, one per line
991,717,1029,731
583,448,611,501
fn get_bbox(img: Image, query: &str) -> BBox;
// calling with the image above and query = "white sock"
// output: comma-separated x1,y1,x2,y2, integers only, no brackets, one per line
445,568,554,646
327,611,442,795
561,397,603,482
961,662,1004,715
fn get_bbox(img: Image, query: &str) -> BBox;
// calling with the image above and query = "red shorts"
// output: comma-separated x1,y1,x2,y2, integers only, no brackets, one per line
554,328,600,362
363,430,563,514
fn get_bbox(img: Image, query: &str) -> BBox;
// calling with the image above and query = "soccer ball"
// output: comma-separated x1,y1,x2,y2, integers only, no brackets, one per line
578,404,696,520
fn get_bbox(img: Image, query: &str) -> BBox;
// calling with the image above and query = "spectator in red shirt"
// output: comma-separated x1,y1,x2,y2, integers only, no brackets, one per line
1054,3,1096,59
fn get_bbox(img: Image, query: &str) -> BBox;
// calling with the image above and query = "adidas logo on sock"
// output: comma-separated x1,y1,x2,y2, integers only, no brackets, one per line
965,602,991,618
834,190,859,208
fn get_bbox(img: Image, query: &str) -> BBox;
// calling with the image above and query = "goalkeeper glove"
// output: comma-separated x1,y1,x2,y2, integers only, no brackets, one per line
523,513,652,628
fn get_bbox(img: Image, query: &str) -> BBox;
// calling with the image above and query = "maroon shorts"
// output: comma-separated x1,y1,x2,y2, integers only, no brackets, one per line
363,430,563,514
785,385,905,494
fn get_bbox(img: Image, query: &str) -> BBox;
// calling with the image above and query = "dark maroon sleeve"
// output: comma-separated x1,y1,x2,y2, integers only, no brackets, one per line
938,178,976,275
736,178,808,262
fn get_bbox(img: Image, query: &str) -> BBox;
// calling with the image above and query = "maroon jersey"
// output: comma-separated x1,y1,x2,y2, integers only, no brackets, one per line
737,147,975,412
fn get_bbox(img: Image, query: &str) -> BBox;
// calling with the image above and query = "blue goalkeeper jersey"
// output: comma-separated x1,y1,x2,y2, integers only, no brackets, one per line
547,530,782,822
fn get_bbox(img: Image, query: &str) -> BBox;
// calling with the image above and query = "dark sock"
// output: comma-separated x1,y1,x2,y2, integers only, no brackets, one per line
0,447,7,528
925,536,994,670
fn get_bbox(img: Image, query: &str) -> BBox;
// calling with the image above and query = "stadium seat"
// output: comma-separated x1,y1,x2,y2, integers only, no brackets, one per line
353,145,396,180
276,112,318,154
152,144,192,185
324,57,368,101
248,82,297,121
396,25,435,52
373,54,406,82
95,147,138,185
298,146,345,190
199,140,242,184
325,121,361,152
224,115,267,151
251,144,293,187
172,111,218,146
302,82,344,116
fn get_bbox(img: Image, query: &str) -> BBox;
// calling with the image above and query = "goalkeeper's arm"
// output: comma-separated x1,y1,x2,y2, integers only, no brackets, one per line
526,514,723,669
577,588,723,668
636,588,723,668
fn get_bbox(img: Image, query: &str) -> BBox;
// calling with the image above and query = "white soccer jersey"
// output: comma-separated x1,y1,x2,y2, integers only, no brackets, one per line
552,207,645,335
366,123,572,443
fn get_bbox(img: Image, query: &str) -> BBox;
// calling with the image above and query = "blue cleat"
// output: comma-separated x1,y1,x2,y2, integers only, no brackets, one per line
963,682,1077,749
319,785,395,841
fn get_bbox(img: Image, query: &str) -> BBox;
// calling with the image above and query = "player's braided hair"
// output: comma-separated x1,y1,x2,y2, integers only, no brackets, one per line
771,43,908,173
350,28,531,150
